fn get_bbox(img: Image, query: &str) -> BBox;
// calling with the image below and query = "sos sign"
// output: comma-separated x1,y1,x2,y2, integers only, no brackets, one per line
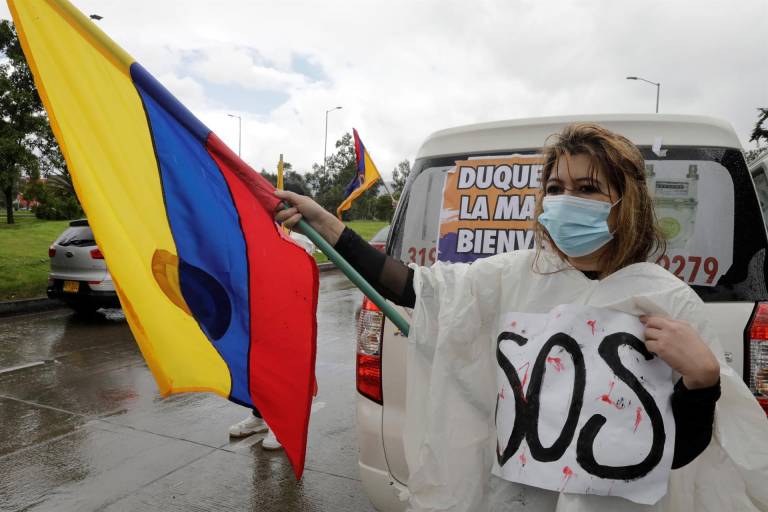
492,306,675,505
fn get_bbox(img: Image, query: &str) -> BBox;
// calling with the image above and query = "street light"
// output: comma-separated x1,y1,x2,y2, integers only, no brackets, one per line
89,14,103,20
626,76,660,113
227,114,242,157
323,106,342,171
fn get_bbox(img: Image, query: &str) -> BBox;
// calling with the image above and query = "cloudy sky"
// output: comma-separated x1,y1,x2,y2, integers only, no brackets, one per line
2,1,766,179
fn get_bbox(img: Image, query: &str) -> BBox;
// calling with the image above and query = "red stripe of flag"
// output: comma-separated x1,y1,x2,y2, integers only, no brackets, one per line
206,133,319,478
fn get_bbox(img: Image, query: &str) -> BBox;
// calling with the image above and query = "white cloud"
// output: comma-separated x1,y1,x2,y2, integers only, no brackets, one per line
1,0,766,179
188,47,309,90
156,73,208,110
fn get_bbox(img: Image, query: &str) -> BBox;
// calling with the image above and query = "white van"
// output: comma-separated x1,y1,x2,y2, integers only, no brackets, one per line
354,114,768,511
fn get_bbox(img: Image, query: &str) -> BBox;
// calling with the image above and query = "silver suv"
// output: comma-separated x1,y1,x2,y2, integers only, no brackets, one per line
47,219,119,314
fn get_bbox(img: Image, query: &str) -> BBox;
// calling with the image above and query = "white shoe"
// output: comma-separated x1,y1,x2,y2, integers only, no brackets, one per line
229,414,268,438
261,428,283,450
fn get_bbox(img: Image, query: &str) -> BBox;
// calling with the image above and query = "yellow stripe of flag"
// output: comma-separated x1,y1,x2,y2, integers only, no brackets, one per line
10,0,231,396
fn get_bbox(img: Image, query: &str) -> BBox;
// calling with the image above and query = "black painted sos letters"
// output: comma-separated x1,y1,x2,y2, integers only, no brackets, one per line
495,331,665,481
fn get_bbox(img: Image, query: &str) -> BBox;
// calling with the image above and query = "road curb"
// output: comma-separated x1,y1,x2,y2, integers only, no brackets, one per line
1,267,337,317
0,297,65,318
317,262,337,272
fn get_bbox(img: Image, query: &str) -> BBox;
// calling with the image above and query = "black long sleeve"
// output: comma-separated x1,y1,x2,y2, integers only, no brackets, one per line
333,226,720,469
670,377,720,469
334,227,415,307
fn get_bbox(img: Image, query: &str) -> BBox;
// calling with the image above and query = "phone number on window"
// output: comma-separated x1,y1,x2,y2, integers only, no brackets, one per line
655,255,719,284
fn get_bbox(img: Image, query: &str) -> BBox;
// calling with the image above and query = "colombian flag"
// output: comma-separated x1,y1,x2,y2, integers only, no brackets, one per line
10,0,318,477
336,129,382,219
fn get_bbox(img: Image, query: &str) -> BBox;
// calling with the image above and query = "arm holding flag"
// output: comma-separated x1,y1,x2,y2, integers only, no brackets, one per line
277,190,414,333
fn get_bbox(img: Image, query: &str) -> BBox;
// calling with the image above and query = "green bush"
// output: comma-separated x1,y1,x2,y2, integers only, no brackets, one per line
34,191,82,220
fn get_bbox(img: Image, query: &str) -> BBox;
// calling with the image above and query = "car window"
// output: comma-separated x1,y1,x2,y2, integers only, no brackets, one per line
56,226,96,247
390,146,768,302
751,164,768,226
370,226,390,244
394,166,452,266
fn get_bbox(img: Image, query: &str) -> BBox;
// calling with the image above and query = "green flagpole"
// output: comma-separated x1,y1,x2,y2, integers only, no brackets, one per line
294,217,410,336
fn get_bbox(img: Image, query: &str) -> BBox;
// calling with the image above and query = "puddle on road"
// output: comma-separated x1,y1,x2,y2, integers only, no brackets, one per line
0,307,131,374
100,308,126,322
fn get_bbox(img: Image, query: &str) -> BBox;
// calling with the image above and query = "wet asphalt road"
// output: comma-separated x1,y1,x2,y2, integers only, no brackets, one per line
0,270,375,512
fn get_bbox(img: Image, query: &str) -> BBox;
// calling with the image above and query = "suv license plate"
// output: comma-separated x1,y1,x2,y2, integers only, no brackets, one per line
63,281,80,293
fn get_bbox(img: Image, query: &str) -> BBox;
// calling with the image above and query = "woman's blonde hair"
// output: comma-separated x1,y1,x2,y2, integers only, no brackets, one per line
533,122,665,275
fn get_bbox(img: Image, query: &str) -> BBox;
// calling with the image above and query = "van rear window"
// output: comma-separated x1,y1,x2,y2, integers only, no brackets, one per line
390,147,768,302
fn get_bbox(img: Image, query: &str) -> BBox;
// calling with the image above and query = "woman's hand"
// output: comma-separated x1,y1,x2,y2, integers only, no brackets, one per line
640,315,720,389
274,189,346,246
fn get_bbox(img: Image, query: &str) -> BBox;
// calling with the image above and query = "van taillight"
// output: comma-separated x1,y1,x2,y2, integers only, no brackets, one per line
746,302,768,415
48,246,56,258
356,296,384,404
90,248,104,259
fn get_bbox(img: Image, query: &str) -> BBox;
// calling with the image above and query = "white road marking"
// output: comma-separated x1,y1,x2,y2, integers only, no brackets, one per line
0,360,46,375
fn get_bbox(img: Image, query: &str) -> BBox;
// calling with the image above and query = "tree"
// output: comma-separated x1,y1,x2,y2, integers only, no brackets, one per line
305,132,357,200
37,123,72,192
283,170,311,196
260,165,312,196
29,183,82,220
260,170,277,185
0,20,51,224
392,159,411,195
372,195,395,221
750,107,768,148
746,107,768,165
745,148,768,165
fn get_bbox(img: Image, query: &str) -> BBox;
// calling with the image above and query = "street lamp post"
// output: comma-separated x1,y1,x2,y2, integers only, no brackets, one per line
324,106,342,171
227,114,242,157
626,76,660,113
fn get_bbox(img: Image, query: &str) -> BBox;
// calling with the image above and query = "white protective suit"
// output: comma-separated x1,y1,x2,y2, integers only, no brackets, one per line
404,248,768,512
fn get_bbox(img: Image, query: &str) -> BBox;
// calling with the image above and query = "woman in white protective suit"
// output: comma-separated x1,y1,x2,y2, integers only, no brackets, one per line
275,123,768,512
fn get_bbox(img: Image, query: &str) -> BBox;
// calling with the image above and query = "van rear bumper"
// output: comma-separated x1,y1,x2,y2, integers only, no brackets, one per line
359,461,407,512
357,395,407,511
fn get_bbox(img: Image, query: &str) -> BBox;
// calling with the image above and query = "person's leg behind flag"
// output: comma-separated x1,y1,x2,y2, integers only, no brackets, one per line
229,408,269,438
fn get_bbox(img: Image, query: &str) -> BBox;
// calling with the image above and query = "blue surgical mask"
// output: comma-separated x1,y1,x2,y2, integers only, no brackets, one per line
537,195,619,257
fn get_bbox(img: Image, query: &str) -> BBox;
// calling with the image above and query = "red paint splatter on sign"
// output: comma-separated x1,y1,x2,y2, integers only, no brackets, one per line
518,362,531,403
519,363,530,388
499,387,505,400
511,320,517,327
599,381,615,404
546,357,565,372
560,466,574,491
587,319,597,335
519,449,527,466
634,406,643,432
598,381,623,410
